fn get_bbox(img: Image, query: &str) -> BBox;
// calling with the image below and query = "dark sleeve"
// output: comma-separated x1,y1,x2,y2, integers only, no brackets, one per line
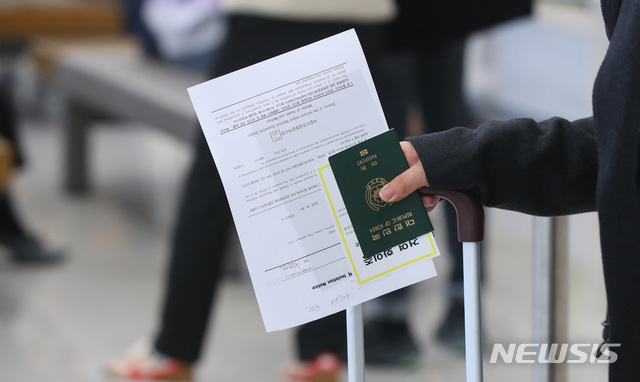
405,116,598,216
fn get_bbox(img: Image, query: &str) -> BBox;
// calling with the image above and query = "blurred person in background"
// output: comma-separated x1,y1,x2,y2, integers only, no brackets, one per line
363,0,532,362
119,0,227,72
106,1,226,381
107,1,397,380
0,71,64,264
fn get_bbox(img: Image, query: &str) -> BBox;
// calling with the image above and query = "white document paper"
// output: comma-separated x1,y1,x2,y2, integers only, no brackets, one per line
188,30,439,332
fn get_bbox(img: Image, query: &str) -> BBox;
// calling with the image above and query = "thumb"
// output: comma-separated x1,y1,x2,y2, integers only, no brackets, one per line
379,162,428,203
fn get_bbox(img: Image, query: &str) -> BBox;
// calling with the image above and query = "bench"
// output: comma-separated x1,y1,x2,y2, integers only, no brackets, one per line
41,39,249,275
0,0,121,42
48,40,204,192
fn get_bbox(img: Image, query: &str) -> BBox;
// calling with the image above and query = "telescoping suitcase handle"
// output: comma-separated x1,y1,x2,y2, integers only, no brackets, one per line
346,190,485,382
422,189,485,382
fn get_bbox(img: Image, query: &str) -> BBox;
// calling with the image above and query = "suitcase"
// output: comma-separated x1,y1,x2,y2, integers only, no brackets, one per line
346,190,485,382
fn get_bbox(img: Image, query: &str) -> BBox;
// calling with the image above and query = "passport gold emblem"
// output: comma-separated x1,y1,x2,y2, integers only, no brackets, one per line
365,177,391,211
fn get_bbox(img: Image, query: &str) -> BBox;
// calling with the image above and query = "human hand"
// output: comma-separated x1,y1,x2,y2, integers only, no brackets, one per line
378,141,440,213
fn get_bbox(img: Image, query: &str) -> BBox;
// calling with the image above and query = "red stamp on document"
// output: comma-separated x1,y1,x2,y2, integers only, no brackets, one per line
270,130,282,142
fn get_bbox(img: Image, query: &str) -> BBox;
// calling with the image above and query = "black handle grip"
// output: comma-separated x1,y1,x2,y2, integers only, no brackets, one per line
420,189,484,243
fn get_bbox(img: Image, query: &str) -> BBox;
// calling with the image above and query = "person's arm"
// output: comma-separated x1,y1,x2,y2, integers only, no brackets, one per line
380,116,598,216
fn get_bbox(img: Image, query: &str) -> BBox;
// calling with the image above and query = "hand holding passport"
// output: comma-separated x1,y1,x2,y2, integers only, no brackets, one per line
329,129,434,259
378,142,439,213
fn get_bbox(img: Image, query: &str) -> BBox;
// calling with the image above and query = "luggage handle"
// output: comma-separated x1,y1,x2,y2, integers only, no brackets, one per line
420,189,485,382
347,190,485,382
420,189,485,243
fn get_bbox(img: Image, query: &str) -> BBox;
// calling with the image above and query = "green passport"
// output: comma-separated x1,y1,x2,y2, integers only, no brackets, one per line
328,129,434,258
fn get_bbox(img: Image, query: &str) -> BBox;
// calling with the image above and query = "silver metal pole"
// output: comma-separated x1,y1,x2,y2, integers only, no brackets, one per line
533,216,553,382
346,304,365,382
533,216,569,382
463,242,484,382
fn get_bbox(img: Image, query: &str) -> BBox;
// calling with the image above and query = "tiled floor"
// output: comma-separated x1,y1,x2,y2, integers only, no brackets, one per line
0,3,613,381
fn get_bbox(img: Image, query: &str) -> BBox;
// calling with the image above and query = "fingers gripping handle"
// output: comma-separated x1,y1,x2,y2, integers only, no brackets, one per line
420,189,485,243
